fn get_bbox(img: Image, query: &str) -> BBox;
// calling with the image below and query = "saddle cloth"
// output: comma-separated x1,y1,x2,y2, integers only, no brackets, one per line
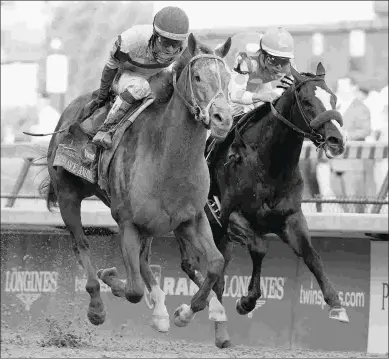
53,97,154,197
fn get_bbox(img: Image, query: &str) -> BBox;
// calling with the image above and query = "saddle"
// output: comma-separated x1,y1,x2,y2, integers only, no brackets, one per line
53,94,154,197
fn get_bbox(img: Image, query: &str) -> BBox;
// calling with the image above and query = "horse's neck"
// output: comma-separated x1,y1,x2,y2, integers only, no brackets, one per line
156,88,207,173
256,101,303,179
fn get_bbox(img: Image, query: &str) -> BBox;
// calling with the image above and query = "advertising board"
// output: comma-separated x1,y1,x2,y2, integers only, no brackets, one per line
0,228,374,352
291,237,370,352
367,241,388,354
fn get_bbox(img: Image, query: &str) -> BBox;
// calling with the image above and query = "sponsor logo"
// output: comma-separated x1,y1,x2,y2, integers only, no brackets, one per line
4,268,58,311
73,268,287,317
300,277,366,310
160,272,286,318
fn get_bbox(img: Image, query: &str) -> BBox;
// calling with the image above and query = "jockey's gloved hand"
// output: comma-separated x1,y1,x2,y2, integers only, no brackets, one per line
276,75,294,90
256,89,282,103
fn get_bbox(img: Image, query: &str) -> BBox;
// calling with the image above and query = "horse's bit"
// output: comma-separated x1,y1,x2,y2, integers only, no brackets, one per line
270,76,343,148
172,53,228,129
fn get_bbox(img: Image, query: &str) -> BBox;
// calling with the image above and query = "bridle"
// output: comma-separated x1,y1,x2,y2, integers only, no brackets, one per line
172,53,228,129
270,75,343,148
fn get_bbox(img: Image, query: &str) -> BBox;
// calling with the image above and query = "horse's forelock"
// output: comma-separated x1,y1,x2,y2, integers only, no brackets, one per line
173,41,216,80
198,43,214,55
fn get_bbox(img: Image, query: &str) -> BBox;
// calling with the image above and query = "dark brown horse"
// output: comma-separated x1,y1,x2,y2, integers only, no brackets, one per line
39,34,233,333
177,63,349,348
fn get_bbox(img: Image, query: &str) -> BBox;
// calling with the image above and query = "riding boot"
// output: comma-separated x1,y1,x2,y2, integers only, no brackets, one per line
92,97,132,149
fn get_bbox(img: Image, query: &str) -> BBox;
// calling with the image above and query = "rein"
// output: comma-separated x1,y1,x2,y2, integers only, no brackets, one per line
172,53,227,129
269,76,342,147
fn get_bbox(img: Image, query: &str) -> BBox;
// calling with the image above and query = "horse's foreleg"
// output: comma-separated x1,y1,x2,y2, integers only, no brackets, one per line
177,237,204,289
212,233,233,349
228,212,267,315
278,210,349,323
173,210,226,327
176,232,232,348
98,219,144,302
55,170,106,325
118,221,144,303
139,237,169,333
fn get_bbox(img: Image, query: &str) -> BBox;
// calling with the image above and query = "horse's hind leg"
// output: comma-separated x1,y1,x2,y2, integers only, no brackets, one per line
173,210,226,327
278,210,349,323
227,212,268,315
139,237,169,333
55,169,106,325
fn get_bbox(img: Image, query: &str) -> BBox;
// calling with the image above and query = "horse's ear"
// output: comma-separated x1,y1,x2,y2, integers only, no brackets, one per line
215,37,232,58
316,62,326,77
187,33,198,56
290,66,302,83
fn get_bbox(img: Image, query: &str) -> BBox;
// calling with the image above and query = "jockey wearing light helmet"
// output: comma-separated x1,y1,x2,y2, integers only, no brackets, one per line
87,6,190,149
228,27,295,118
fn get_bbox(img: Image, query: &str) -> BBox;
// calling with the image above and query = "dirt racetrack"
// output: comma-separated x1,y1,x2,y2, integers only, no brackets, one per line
1,327,386,358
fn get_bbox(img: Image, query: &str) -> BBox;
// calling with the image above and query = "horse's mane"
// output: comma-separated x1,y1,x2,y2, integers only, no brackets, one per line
300,72,316,78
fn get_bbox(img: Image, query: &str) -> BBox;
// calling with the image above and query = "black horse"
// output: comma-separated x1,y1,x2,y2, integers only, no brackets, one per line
176,63,349,348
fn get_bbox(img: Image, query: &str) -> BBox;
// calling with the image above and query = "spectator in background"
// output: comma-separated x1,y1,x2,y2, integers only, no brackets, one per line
328,74,376,212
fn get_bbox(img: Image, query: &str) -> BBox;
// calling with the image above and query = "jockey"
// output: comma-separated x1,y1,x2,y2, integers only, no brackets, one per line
228,27,295,119
85,6,190,149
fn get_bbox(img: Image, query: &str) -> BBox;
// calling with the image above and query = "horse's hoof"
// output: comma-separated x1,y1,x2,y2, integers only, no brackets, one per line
152,314,170,333
236,298,250,315
97,267,118,281
87,308,106,326
215,339,232,349
173,304,194,328
209,298,227,322
329,306,349,323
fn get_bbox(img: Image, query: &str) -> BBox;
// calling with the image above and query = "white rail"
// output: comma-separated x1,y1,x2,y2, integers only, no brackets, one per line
1,208,387,233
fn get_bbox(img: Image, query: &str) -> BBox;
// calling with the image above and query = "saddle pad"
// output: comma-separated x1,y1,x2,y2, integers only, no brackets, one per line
53,124,99,184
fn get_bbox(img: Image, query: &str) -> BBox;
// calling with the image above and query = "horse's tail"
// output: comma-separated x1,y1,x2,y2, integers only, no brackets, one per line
38,176,58,212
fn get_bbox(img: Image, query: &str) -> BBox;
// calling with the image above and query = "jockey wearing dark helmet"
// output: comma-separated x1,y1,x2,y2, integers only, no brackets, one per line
84,6,190,149
228,27,295,119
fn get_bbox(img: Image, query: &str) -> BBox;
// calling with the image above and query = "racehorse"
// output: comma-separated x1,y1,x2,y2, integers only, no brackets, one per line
176,63,349,348
39,33,233,333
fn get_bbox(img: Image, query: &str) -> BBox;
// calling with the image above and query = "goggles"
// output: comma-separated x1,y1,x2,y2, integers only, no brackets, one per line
263,50,290,67
157,35,182,50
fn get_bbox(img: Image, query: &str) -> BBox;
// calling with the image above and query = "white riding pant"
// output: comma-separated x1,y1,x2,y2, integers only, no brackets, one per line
112,72,151,101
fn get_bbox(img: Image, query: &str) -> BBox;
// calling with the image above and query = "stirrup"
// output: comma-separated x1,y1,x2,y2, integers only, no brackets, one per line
209,196,221,218
92,131,113,150
207,196,222,227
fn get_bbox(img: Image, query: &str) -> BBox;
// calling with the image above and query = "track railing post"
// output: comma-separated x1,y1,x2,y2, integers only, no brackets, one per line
5,157,33,208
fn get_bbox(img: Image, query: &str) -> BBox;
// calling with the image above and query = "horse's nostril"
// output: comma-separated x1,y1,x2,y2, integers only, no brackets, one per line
213,114,223,124
327,136,341,146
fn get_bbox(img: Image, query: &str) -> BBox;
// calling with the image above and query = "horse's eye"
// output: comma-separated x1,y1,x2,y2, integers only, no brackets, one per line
194,75,201,82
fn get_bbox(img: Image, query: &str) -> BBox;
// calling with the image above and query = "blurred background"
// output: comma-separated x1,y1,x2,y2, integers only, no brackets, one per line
1,0,388,213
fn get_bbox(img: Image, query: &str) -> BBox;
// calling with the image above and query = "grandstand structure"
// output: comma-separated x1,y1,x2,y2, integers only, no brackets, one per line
197,1,388,91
